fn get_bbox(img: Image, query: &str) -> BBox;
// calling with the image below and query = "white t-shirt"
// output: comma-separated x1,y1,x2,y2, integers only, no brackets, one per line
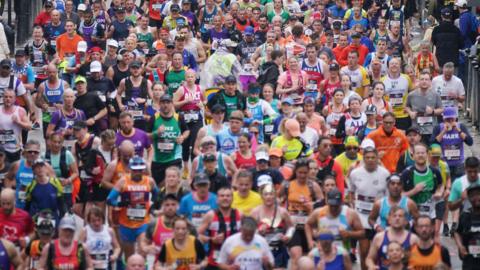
348,165,390,228
431,74,465,107
301,126,319,150
217,233,274,268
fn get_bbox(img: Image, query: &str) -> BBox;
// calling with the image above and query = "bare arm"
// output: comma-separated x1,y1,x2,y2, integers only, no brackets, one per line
101,161,118,190
4,161,19,188
197,211,214,243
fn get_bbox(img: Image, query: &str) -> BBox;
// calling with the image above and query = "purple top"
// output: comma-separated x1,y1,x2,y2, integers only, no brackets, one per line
0,239,10,270
50,109,86,139
115,128,152,157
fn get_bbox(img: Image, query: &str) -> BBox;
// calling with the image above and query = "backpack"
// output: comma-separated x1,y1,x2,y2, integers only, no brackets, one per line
316,158,336,184
45,148,70,179
213,208,239,236
46,241,86,270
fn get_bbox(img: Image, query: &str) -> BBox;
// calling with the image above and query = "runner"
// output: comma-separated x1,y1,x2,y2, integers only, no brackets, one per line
308,229,353,270
0,188,34,250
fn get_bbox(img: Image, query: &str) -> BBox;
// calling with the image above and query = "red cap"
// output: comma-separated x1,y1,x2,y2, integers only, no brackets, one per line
88,46,103,53
312,12,321,20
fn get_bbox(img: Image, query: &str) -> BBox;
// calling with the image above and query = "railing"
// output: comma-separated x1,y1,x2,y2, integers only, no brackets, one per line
11,0,43,47
465,44,480,130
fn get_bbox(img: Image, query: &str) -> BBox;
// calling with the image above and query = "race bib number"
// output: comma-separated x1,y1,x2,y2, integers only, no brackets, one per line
444,148,461,160
47,106,57,113
18,191,27,201
418,202,432,216
468,243,480,257
264,124,274,133
127,205,147,220
184,112,199,122
119,40,125,47
356,194,375,214
389,93,403,106
417,116,433,126
91,253,109,269
157,142,174,151
291,214,308,225
0,130,15,144
64,183,73,193
152,4,162,9
128,110,143,118
50,40,56,47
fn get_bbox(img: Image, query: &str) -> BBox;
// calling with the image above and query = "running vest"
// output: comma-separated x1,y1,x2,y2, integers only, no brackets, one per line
416,52,437,77
285,180,316,227
119,175,152,228
325,104,346,144
0,106,22,153
43,80,65,122
164,235,198,267
377,231,412,270
323,79,341,105
301,59,325,99
207,209,241,265
15,159,34,209
50,240,81,270
26,40,49,79
379,196,410,229
78,21,98,48
408,244,443,270
343,112,367,135
200,6,218,33
234,151,256,169
124,77,148,121
312,245,346,270
112,65,130,88
28,240,44,270
386,34,404,57
152,114,182,163
196,153,227,176
317,206,351,249
152,216,174,248
382,74,410,118
85,225,112,270
179,85,202,112
165,68,186,95
283,70,305,104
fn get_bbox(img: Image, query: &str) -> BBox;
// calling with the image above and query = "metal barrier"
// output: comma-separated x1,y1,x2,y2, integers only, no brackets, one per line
13,0,43,45
465,45,480,129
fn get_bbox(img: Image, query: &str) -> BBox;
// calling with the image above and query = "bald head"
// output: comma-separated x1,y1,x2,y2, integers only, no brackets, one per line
1,188,15,214
119,140,135,158
126,254,145,270
297,256,315,270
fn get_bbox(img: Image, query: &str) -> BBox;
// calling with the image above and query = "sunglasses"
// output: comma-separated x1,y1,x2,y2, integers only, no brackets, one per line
346,147,359,151
26,150,40,154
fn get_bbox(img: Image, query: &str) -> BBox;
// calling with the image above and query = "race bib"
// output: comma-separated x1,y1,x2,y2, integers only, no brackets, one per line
264,124,274,133
152,4,163,9
417,116,433,126
128,110,143,118
389,93,403,106
63,139,76,152
356,194,375,214
18,191,27,201
184,112,199,122
329,128,337,136
91,253,109,269
0,130,15,144
157,142,174,151
469,242,480,257
418,202,432,216
118,40,125,47
50,40,56,47
127,205,147,220
291,214,308,225
47,106,57,113
64,183,73,193
444,146,461,160
192,217,203,228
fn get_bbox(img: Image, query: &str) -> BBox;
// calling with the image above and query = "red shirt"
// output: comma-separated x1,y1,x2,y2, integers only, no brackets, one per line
314,154,345,196
0,208,34,245
338,44,369,66
34,11,51,27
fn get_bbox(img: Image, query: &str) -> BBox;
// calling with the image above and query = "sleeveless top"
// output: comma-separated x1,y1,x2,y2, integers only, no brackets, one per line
179,85,203,112
112,161,128,186
312,245,346,270
317,206,351,249
44,80,65,110
197,153,227,176
152,216,174,248
15,159,34,209
85,225,112,270
0,106,22,153
233,151,256,169
386,34,404,57
0,240,10,270
207,209,241,265
301,59,325,97
323,79,341,105
379,196,410,229
112,65,130,88
124,77,148,121
52,240,80,270
378,231,412,270
119,175,152,228
28,239,43,270
164,235,198,267
409,243,443,269
200,6,218,33
326,104,346,145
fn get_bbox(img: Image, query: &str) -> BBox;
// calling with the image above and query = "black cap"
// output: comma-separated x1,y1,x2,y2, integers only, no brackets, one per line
441,7,452,17
406,126,420,135
15,50,25,57
467,182,480,195
327,188,342,206
365,104,377,115
225,75,236,84
211,104,226,113
289,15,299,21
129,60,142,69
45,1,53,7
351,32,361,39
166,40,175,48
332,20,342,29
193,173,210,185
72,120,87,130
329,63,339,70
203,153,216,162
146,48,157,57
170,4,180,11
182,0,192,4
0,59,11,68
115,6,126,13
160,94,173,102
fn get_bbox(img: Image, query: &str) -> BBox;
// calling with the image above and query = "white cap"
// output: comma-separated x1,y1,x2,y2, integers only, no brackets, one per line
455,0,468,7
257,174,273,187
107,39,119,48
360,138,375,149
255,151,269,161
90,61,102,73
77,41,87,52
77,3,87,11
222,39,238,48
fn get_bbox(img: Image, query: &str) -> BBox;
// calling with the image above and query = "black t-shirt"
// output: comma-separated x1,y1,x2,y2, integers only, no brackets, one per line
457,211,480,264
74,92,106,119
250,168,284,191
207,169,230,194
87,77,115,98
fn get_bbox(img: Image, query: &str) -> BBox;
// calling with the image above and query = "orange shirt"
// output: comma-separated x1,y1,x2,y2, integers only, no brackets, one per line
366,126,408,173
56,33,84,59
332,45,346,63
338,44,369,66
119,175,152,228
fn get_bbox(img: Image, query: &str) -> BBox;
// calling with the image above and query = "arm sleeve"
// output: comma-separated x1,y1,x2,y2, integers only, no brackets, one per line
460,124,474,146
194,239,206,262
440,246,451,267
157,243,167,263
335,115,346,138
396,154,406,173
401,169,413,192
106,189,121,206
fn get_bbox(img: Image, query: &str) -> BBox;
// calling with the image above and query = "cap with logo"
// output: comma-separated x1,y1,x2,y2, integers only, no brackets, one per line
365,104,377,115
429,144,442,157
0,59,11,68
225,75,237,84
74,75,87,84
203,153,217,162
33,158,47,168
107,39,119,48
90,61,102,73
255,151,269,161
194,173,210,185
170,4,181,11
129,156,147,170
244,26,255,35
281,97,294,105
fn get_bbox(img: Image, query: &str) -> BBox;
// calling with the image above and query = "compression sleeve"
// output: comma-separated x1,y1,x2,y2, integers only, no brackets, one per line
107,189,121,206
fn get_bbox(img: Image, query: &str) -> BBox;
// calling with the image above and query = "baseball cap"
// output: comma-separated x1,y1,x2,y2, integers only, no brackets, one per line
304,97,315,105
77,41,88,52
225,75,237,84
170,4,181,12
429,144,442,157
77,3,87,11
0,59,11,68
281,97,294,105
45,1,53,8
203,153,216,162
332,20,342,29
329,63,340,71
200,136,216,146
115,6,126,13
15,50,25,57
166,40,175,48
183,0,192,4
129,156,147,170
244,26,254,35
88,46,103,54
129,60,142,69
362,146,377,154
160,94,173,102
222,39,238,48
193,173,210,185
107,39,119,48
59,215,76,231
248,85,261,94
33,158,47,168
317,231,335,241
256,151,269,161
365,104,377,115
257,175,273,187
455,0,468,7
360,138,375,149
74,76,87,84
406,126,420,135
90,61,102,73
175,34,186,41
211,104,226,113
327,188,342,206
351,32,361,39
72,120,87,130
344,136,359,147
285,119,301,137
443,107,458,119
441,7,452,17
269,148,283,158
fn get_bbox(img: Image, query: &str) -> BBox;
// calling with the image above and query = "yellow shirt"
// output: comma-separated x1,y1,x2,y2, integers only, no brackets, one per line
232,191,263,216
271,135,313,161
381,73,413,119
335,152,363,177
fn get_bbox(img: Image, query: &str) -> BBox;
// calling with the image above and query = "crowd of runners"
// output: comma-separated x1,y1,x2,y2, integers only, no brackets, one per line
0,0,479,269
